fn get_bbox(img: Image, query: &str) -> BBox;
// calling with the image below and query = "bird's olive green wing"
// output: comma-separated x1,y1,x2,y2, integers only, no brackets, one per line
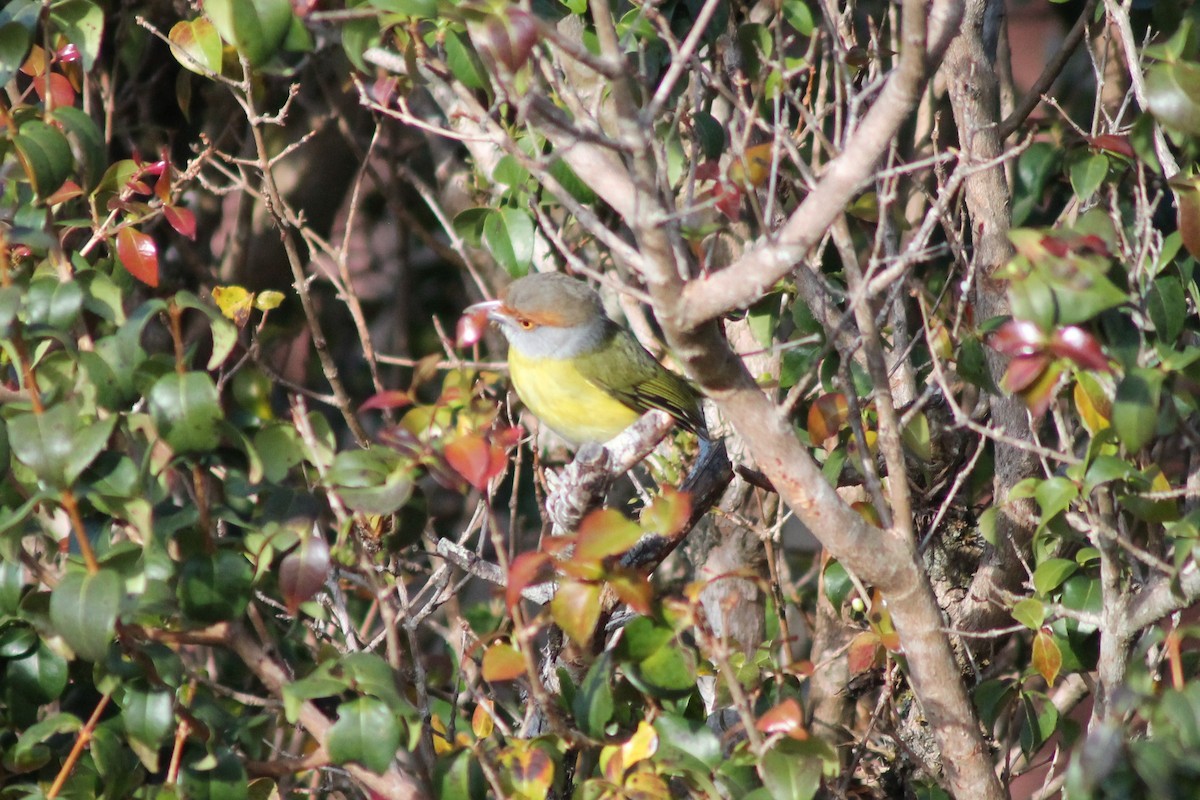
574,325,706,437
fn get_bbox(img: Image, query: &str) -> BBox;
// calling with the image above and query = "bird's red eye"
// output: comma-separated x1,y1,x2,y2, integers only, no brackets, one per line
518,318,535,330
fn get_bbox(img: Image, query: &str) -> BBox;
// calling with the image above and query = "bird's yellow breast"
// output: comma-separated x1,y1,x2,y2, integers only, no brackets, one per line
507,347,640,445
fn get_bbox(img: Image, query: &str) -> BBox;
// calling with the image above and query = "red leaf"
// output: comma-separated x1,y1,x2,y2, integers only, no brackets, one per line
989,319,1045,357
360,391,412,412
164,205,196,239
116,227,160,287
711,182,743,221
506,551,553,610
1050,326,1111,372
492,424,524,448
694,161,721,182
1001,353,1050,394
1087,134,1135,158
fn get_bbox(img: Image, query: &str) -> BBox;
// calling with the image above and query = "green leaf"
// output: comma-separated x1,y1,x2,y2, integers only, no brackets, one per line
169,17,224,74
174,291,239,369
1148,275,1186,343
452,207,490,247
1060,574,1101,636
8,403,117,487
327,697,402,774
1035,476,1078,526
25,276,84,329
11,712,82,771
327,447,414,515
5,639,69,703
483,207,534,277
626,639,695,698
1069,153,1108,202
1012,598,1046,630
49,569,121,662
444,28,489,91
177,550,253,623
13,119,74,200
181,747,248,800
974,678,1014,730
148,372,224,454
1084,455,1135,494
119,682,175,765
573,654,614,739
656,713,722,770
1112,367,1164,453
760,739,829,800
547,156,597,204
1146,60,1200,136
823,558,853,610
781,0,814,36
1033,558,1078,596
202,0,295,67
50,106,106,189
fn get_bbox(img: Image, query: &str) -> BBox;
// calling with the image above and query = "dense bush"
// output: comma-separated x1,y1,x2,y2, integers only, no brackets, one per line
4,1,1200,798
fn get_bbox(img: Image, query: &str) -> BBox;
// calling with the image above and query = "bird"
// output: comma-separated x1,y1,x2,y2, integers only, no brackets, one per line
466,272,706,446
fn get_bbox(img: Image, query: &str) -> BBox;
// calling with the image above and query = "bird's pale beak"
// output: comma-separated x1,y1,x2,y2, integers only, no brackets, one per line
465,299,504,319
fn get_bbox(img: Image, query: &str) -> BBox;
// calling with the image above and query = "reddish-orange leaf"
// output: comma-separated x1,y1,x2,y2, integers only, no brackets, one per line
444,433,507,490
45,180,83,206
34,72,76,107
116,227,160,287
1032,629,1062,685
847,630,884,674
506,551,553,610
755,697,808,740
808,392,849,447
481,642,526,682
164,205,196,239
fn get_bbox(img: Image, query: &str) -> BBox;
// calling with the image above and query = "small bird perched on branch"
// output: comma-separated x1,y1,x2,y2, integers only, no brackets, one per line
466,271,705,447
